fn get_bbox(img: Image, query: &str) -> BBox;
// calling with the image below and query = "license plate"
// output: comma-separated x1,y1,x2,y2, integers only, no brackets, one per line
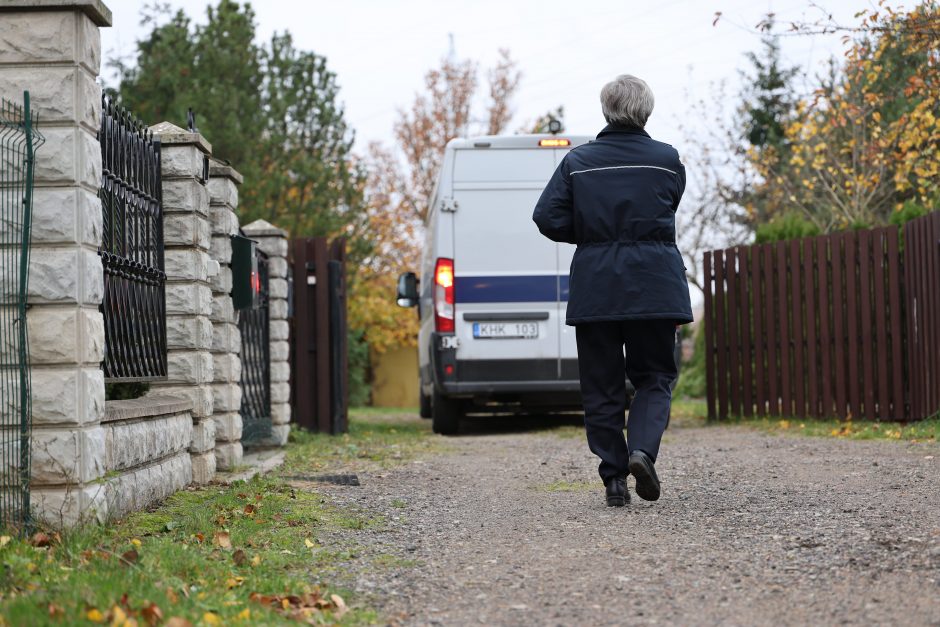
472,322,539,339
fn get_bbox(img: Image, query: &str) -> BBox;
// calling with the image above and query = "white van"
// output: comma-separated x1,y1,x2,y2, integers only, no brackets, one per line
396,133,681,434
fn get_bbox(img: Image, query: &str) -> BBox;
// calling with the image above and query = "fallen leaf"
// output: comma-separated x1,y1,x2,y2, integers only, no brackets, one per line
237,608,251,620
47,603,64,618
140,602,163,627
131,538,142,548
243,504,255,515
120,549,139,566
304,538,315,549
331,593,348,618
110,605,128,626
255,493,263,502
86,608,105,623
164,619,193,627
213,532,232,549
0,536,11,547
233,549,247,566
30,532,52,547
193,533,205,543
250,554,261,567
202,612,221,625
165,587,179,604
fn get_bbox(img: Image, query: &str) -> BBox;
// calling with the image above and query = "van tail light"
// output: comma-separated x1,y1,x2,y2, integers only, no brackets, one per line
434,257,455,333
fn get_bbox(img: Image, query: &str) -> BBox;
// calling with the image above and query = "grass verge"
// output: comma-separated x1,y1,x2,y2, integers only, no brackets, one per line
282,408,446,476
0,409,444,626
0,475,377,626
674,397,939,443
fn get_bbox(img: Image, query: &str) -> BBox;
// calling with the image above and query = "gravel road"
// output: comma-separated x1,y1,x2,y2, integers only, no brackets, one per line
313,417,940,626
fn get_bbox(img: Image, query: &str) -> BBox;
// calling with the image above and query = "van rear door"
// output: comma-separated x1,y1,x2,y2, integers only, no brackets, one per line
451,147,561,384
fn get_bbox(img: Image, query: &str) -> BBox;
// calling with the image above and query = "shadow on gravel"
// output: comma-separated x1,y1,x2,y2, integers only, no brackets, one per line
457,412,584,436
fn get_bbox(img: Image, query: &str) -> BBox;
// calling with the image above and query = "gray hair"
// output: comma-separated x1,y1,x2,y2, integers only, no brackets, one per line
600,75,655,128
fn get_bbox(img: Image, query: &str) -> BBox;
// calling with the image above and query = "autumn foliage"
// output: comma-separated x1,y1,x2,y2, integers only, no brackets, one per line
751,2,939,230
351,52,522,355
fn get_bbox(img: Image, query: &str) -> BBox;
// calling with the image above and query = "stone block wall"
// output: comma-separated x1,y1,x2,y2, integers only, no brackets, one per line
0,1,111,526
242,220,291,446
147,121,217,485
207,161,243,469
100,397,193,519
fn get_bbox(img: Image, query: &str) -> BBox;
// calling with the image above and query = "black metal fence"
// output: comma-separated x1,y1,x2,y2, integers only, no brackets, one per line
0,92,44,530
239,247,272,444
98,95,167,381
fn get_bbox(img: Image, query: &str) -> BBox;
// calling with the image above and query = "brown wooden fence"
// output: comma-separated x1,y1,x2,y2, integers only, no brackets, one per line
704,211,940,422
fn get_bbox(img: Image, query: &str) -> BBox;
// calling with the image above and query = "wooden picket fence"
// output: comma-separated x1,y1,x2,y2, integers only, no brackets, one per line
704,211,940,422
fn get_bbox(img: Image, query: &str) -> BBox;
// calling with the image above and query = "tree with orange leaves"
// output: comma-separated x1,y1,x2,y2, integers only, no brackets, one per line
351,51,522,360
749,2,939,231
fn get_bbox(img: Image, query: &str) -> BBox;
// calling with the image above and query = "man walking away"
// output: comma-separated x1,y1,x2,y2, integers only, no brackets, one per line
532,74,693,506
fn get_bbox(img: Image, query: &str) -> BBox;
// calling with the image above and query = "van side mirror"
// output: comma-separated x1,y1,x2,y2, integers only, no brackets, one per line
396,272,419,307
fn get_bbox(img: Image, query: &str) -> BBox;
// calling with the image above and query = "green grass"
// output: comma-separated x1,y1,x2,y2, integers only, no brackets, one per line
0,475,379,626
723,415,940,442
282,409,446,475
534,480,595,492
672,397,939,443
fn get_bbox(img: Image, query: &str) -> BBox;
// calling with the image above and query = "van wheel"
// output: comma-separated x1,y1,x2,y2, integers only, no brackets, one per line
431,390,462,435
419,390,432,419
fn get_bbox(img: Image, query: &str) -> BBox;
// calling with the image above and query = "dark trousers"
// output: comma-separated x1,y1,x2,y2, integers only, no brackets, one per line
575,319,678,482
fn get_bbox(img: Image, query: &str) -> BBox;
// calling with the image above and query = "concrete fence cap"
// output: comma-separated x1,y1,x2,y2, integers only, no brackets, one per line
0,0,112,26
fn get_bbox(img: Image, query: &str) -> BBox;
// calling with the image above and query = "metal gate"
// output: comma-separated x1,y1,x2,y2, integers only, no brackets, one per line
98,95,167,381
0,92,44,530
289,237,348,434
238,246,272,444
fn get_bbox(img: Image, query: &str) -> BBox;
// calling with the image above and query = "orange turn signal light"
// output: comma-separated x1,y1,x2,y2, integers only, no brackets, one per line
539,138,570,147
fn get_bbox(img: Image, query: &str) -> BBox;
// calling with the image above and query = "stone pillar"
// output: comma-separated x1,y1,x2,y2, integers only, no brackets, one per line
242,220,291,446
0,1,111,525
207,160,243,469
148,121,217,484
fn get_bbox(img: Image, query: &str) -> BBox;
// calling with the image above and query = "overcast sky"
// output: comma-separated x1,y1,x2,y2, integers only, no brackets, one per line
101,0,893,150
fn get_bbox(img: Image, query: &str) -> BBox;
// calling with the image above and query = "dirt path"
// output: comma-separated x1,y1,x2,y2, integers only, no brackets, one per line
314,418,940,626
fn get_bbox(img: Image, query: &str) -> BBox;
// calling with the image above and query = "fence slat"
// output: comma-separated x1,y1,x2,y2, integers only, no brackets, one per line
726,249,741,417
715,250,727,419
873,229,890,420
752,245,766,416
740,246,753,417
790,239,806,417
704,252,716,420
764,244,779,416
776,242,791,416
930,215,940,416
804,237,819,416
816,236,832,417
831,234,847,418
886,228,904,419
859,229,875,420
846,232,862,419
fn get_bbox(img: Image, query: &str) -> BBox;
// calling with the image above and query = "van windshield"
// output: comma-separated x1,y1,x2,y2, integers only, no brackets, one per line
453,149,555,184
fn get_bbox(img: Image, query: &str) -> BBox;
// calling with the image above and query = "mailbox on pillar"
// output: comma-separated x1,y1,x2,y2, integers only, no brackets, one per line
231,233,260,310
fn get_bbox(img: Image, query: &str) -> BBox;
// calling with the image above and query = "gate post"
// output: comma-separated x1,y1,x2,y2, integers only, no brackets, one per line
0,1,112,526
148,122,216,484
207,161,243,469
242,220,291,446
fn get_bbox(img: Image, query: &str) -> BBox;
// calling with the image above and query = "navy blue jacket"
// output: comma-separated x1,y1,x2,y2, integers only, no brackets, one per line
533,124,694,325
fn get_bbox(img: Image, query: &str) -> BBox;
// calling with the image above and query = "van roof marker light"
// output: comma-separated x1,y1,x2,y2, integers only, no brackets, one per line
539,138,570,147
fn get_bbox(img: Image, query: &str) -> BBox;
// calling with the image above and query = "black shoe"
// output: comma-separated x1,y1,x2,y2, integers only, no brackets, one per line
605,476,628,507
628,450,661,502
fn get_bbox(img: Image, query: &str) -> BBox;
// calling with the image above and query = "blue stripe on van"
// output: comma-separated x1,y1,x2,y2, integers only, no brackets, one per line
455,275,570,303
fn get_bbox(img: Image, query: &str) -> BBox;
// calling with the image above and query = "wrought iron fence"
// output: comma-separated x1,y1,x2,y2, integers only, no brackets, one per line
239,247,272,443
0,92,44,530
99,95,167,381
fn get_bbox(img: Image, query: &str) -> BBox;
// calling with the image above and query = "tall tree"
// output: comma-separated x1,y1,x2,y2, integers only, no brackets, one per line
112,1,366,252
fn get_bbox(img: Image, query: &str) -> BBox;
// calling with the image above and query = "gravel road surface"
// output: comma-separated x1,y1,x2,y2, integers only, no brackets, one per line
313,417,940,626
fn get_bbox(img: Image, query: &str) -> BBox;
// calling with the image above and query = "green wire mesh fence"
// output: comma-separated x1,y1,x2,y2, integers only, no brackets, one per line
0,92,43,531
